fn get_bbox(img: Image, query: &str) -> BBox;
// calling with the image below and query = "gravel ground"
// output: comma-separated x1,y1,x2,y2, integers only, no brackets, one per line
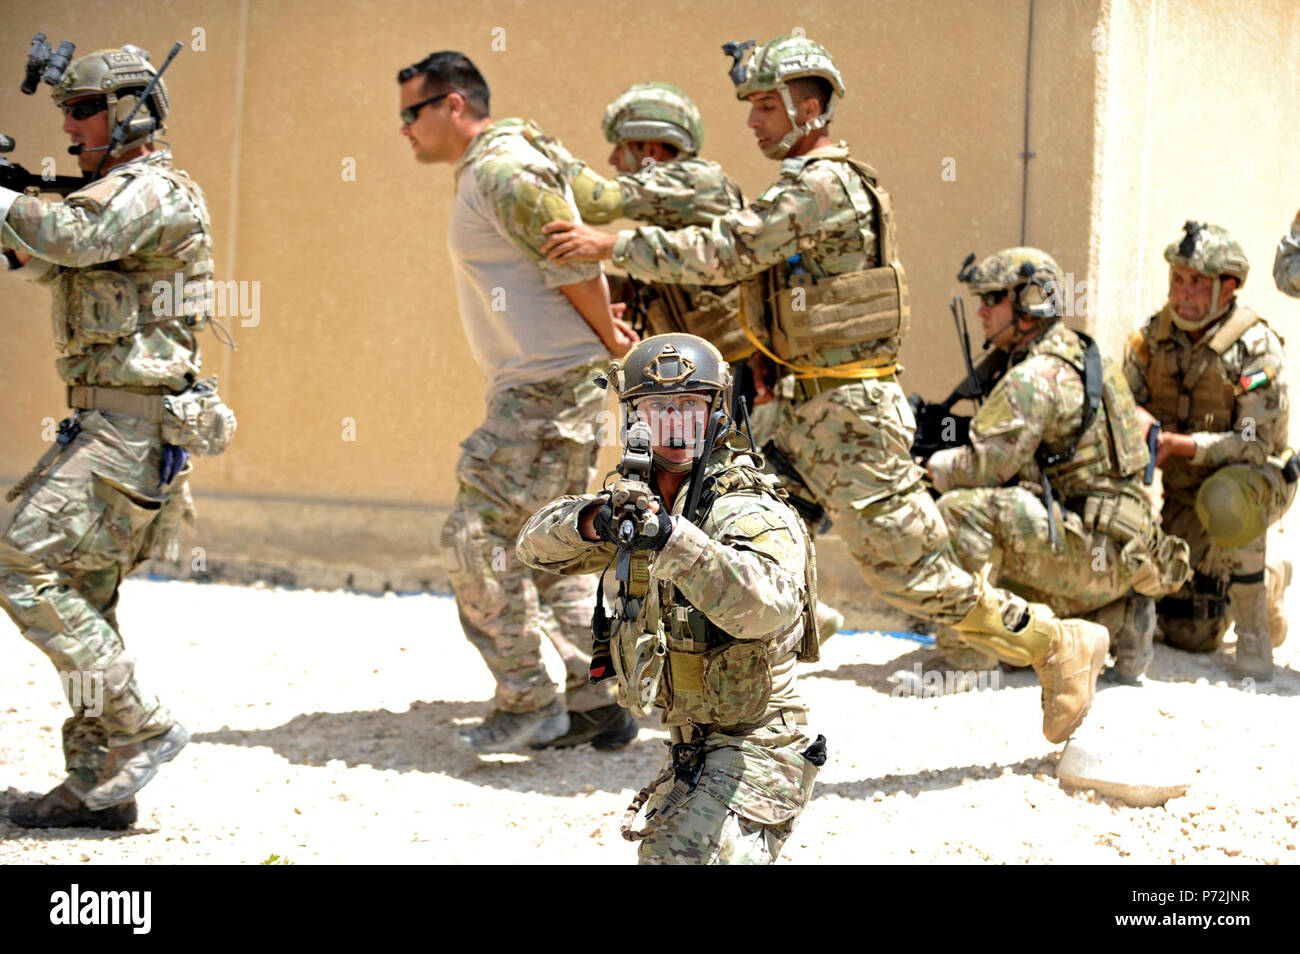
1,577,1296,865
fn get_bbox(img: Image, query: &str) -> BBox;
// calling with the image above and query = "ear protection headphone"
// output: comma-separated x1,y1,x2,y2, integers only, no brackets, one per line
1014,261,1060,321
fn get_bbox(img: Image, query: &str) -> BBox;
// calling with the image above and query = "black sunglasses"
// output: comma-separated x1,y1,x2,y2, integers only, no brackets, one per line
400,91,451,125
979,289,1010,307
62,98,107,121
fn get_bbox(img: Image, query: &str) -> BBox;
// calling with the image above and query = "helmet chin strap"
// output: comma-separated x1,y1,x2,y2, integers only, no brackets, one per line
1169,275,1233,331
763,84,835,159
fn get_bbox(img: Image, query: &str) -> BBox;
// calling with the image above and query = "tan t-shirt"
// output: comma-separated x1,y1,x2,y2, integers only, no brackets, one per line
449,119,605,399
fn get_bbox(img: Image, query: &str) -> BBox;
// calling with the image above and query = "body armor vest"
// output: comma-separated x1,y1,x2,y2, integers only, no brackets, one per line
738,155,910,375
1027,327,1149,500
610,457,818,727
52,160,215,360
1142,303,1263,436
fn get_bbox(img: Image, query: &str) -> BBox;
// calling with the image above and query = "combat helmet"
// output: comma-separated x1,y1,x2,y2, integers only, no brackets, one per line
602,82,703,156
723,35,845,159
607,334,731,472
52,46,169,157
958,246,1065,323
1164,221,1249,330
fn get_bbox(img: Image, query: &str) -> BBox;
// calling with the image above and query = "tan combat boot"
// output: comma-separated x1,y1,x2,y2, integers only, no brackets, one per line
1266,555,1291,649
1230,579,1273,682
954,591,1108,743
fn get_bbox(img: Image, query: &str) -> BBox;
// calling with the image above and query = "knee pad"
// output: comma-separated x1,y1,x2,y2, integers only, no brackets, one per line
1195,466,1268,549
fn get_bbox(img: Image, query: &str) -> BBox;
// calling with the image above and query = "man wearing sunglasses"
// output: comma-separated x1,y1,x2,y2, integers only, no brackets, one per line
398,51,638,753
927,248,1190,686
0,45,220,829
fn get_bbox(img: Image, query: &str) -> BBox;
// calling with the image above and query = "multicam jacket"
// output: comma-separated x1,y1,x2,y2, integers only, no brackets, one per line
1,148,210,392
931,322,1151,507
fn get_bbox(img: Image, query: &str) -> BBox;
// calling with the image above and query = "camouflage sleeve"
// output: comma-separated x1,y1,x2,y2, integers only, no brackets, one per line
929,355,1071,493
1273,219,1300,299
473,144,601,289
1122,325,1153,406
0,172,166,267
619,159,744,229
1192,326,1290,467
522,126,626,226
653,493,806,641
611,163,857,286
515,493,615,576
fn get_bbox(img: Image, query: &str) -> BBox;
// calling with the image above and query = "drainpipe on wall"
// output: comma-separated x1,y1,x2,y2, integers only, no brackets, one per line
1020,0,1036,245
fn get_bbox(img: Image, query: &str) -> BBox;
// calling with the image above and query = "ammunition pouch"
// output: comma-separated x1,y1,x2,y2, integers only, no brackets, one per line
160,377,237,455
55,269,141,349
769,264,909,367
1079,493,1190,597
611,615,666,718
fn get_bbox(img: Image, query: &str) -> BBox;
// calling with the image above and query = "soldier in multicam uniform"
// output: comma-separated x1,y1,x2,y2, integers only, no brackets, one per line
517,334,823,864
1124,222,1294,680
928,248,1190,684
0,46,223,828
541,35,1109,743
398,51,639,752
1273,208,1300,298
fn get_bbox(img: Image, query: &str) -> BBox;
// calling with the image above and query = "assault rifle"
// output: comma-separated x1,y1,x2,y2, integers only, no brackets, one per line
588,420,657,683
0,135,85,195
908,295,1006,462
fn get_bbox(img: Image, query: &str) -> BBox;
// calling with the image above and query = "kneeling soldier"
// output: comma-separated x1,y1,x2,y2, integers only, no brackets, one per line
929,248,1190,684
1124,222,1294,680
517,334,823,864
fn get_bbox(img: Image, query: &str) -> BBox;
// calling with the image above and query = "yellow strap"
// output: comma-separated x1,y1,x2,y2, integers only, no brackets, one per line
737,292,897,380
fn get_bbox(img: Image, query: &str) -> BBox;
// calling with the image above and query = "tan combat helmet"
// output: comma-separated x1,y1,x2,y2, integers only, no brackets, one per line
958,246,1066,322
609,334,732,473
723,35,845,159
602,82,704,157
1164,221,1250,330
52,46,169,157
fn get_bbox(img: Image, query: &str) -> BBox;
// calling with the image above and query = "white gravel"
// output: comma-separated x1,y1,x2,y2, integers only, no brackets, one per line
1,577,1296,865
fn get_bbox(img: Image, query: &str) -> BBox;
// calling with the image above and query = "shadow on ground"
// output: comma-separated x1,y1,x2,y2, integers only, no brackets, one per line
813,752,1059,800
1144,644,1300,696
804,646,1037,695
192,700,667,797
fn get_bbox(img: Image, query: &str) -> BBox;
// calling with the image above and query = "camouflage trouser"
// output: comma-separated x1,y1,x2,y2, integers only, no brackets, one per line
441,360,615,714
637,723,817,865
0,410,181,790
1157,472,1292,653
936,486,1131,618
766,378,1012,626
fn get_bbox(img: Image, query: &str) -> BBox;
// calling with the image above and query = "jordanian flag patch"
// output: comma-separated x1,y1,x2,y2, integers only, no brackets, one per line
1240,369,1272,392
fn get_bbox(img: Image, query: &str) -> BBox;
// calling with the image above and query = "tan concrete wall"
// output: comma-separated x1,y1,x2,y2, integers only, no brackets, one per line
1091,0,1300,358
2,0,1295,609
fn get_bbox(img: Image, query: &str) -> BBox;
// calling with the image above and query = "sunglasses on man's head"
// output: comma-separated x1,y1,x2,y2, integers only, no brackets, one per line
979,290,1010,307
400,91,450,125
62,98,107,121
